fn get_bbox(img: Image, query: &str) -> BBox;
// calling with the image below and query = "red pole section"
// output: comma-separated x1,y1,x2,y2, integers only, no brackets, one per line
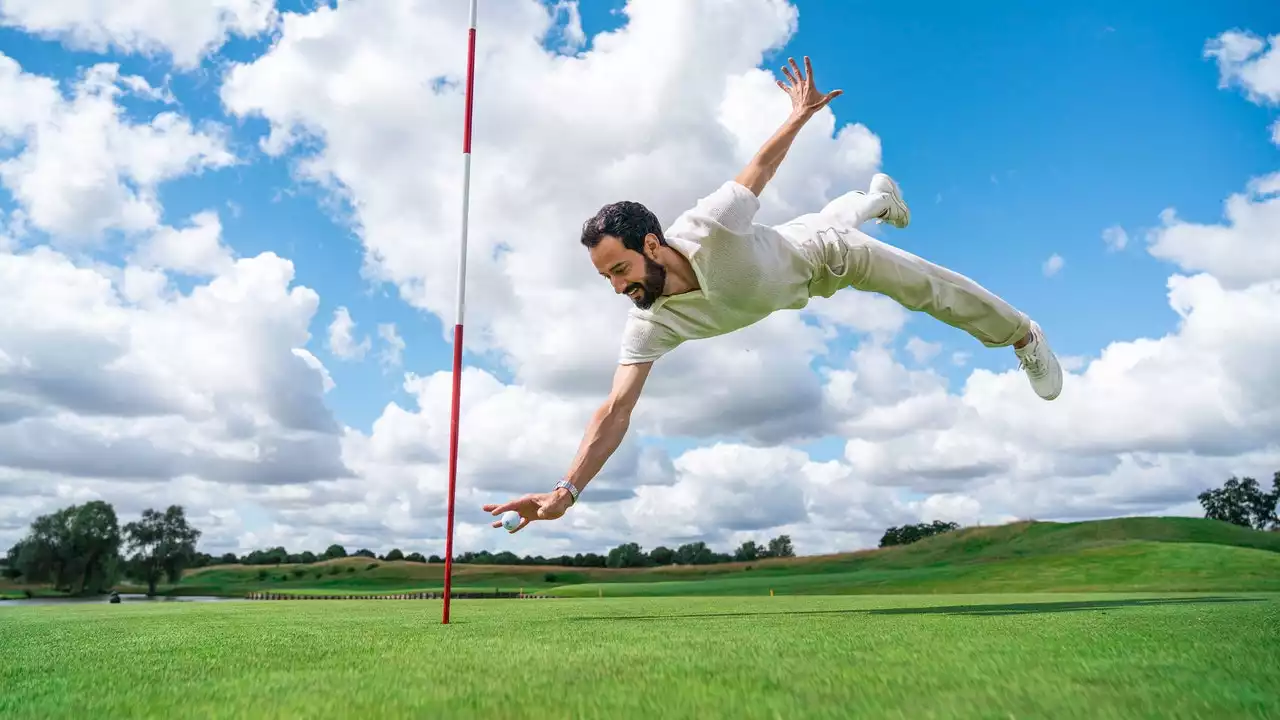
443,0,478,626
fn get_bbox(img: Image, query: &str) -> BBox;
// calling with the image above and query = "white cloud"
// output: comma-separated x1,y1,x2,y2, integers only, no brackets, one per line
1205,30,1280,105
0,245,348,488
1042,253,1064,277
1146,172,1280,288
377,323,404,369
905,337,941,364
0,57,235,244
0,0,278,69
327,307,370,361
1102,224,1128,252
131,210,233,276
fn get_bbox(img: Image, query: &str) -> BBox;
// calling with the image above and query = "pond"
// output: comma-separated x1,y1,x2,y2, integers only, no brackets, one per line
0,593,244,606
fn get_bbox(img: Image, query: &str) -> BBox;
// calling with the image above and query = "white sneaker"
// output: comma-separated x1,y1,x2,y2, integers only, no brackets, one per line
1013,322,1063,400
869,173,910,229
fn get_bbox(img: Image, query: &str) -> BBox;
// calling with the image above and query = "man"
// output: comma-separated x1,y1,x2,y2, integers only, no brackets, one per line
485,56,1062,533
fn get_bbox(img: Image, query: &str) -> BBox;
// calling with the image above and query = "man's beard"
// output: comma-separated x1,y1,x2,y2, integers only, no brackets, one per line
626,254,667,309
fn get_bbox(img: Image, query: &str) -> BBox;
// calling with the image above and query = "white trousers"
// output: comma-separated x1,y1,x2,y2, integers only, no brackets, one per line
775,190,1031,348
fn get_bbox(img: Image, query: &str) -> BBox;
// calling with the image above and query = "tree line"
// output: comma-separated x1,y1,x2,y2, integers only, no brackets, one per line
2,502,200,595
209,535,798,570
5,472,1273,595
1,499,801,594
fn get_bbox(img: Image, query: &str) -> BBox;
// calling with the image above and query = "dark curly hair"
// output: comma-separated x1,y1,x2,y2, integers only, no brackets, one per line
580,200,666,252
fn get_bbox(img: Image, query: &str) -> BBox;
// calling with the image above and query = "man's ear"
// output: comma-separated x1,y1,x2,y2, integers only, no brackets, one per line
643,233,662,259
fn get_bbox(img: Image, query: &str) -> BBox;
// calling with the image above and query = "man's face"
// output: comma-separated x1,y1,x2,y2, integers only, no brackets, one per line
587,234,667,309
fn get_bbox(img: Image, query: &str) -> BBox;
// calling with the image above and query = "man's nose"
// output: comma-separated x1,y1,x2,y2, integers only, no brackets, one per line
612,277,627,293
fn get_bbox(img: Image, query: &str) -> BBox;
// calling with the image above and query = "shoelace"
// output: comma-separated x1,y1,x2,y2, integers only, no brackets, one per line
1018,350,1046,377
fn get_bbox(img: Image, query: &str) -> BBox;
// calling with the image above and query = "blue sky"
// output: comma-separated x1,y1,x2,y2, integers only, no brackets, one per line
0,0,1277,555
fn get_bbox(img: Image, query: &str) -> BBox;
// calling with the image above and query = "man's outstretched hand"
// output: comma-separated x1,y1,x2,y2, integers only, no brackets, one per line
483,488,573,533
777,55,841,117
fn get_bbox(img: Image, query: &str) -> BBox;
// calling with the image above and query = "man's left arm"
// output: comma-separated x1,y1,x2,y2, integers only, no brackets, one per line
735,55,842,197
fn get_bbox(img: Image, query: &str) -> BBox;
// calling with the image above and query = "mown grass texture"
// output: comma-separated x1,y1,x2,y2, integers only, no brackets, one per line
2,592,1278,719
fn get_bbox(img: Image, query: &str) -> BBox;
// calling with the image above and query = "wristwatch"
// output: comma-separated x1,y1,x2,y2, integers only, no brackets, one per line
553,479,579,506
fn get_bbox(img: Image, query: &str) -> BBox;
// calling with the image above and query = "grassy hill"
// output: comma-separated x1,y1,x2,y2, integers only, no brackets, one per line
134,516,1280,598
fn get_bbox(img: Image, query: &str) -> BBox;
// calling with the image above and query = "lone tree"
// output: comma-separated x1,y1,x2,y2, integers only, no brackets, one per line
6,501,122,594
1198,473,1279,531
124,506,202,596
879,520,961,548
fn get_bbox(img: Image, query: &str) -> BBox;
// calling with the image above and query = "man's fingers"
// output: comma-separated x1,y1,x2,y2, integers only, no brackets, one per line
804,55,813,83
486,499,524,515
780,64,796,87
512,517,531,533
789,57,803,84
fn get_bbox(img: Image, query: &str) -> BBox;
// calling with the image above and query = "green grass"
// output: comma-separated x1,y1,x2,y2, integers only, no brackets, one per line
2,593,1278,718
123,517,1280,599
552,541,1280,597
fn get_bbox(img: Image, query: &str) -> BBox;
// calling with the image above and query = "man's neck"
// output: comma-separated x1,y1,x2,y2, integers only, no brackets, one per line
656,246,699,296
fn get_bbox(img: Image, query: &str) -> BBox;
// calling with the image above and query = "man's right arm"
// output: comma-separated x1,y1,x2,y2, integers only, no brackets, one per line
558,360,653,500
484,360,654,530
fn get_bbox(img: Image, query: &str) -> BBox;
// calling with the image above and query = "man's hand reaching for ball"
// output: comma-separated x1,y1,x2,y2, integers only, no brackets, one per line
483,487,573,533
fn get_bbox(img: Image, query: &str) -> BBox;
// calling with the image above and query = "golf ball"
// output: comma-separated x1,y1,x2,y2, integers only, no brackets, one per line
501,510,521,532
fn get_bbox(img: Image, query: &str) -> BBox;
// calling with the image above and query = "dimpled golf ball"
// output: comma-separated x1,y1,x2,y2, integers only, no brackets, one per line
501,510,521,532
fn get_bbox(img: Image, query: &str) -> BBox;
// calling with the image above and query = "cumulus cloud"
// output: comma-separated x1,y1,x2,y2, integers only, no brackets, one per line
1146,172,1280,287
131,210,234,276
1205,30,1280,105
1042,253,1064,277
0,0,278,69
0,56,235,244
327,307,370,361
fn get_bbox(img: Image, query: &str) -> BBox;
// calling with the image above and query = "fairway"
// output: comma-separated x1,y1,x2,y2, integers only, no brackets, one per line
3,593,1278,719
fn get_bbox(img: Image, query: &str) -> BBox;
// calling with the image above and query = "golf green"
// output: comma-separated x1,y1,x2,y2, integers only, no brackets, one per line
2,593,1277,719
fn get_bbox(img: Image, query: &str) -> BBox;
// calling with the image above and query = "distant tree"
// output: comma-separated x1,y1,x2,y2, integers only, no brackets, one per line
428,554,443,564
648,546,674,565
219,552,239,564
577,552,606,567
765,535,795,558
353,548,376,559
384,548,405,562
404,552,426,563
606,542,648,568
879,520,961,548
1198,475,1278,531
1,543,20,579
8,502,123,593
67,501,123,593
124,506,202,596
323,544,347,559
733,541,761,562
675,542,714,565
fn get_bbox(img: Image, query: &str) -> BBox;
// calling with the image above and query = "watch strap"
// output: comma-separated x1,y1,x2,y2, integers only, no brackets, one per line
554,479,579,505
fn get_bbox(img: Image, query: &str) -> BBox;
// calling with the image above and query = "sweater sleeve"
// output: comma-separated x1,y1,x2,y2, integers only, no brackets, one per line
618,312,683,364
690,180,760,236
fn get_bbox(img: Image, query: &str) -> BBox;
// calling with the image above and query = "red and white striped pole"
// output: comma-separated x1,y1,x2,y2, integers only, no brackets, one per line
442,0,478,625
